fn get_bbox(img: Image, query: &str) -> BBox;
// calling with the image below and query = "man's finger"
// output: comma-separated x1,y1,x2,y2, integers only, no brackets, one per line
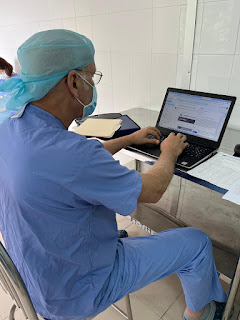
148,129,161,141
151,127,161,136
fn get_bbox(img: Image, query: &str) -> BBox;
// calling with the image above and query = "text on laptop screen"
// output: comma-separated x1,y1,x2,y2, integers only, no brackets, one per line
158,92,231,142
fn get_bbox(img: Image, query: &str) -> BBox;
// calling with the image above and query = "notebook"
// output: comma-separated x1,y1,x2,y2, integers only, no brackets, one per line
74,118,122,138
128,87,236,170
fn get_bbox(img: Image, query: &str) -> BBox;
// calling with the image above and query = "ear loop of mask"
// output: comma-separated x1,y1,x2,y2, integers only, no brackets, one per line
75,71,98,118
65,72,92,107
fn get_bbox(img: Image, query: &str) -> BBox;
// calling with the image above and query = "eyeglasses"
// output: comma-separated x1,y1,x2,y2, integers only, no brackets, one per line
78,70,103,85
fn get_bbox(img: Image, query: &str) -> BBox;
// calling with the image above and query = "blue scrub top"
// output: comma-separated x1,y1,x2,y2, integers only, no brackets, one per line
0,104,142,319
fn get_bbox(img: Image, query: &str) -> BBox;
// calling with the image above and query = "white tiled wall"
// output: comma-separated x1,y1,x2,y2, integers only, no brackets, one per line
0,0,185,115
1,0,240,128
192,0,240,130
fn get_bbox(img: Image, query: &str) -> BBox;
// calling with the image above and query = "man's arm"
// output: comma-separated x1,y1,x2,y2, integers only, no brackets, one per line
102,135,134,155
103,126,161,155
138,133,188,203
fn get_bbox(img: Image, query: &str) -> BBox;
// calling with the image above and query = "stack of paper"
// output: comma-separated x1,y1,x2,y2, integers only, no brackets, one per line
188,152,240,205
74,118,122,138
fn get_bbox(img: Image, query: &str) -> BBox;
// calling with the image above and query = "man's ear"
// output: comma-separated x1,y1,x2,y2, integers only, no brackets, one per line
66,70,79,98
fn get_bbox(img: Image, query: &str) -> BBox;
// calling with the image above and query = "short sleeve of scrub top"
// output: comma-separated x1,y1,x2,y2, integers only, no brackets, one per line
70,139,142,216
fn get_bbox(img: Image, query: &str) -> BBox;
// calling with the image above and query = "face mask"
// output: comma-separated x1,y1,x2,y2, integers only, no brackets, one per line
0,73,8,81
76,72,98,119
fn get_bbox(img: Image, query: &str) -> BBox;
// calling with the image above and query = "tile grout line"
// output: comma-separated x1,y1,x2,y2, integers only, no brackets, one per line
160,290,184,318
129,292,163,319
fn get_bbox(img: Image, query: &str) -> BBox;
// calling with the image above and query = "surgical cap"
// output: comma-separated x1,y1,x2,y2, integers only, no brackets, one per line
0,29,95,121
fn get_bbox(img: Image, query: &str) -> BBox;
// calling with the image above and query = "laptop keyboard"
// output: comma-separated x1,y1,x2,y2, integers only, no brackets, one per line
184,144,211,159
148,135,211,159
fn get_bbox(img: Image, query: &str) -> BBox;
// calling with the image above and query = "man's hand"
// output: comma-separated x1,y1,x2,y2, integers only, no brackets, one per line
130,127,161,145
138,132,189,203
161,132,188,159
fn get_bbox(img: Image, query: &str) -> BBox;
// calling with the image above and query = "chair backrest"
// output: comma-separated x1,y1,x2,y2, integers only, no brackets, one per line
0,240,39,320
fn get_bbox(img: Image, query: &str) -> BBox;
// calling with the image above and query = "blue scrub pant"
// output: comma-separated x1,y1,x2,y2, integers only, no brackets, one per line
91,227,227,318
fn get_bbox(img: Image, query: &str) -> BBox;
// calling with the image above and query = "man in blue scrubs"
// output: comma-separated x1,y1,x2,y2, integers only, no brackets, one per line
0,30,227,320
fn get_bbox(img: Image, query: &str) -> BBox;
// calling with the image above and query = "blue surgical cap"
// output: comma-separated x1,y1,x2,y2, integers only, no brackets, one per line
0,29,95,121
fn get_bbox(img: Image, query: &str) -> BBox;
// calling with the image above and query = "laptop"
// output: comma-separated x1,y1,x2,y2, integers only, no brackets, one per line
128,87,236,170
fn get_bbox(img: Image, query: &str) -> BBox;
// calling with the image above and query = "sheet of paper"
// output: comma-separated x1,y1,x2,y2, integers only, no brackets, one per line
222,181,240,205
188,152,240,190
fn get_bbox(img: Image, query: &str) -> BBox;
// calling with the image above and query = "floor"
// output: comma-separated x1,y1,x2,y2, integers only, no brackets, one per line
0,214,239,320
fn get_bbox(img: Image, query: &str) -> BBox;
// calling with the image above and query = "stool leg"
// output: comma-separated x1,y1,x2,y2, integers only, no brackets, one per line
125,294,133,320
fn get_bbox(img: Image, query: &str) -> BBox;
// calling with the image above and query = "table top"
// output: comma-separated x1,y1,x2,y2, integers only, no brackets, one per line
122,107,240,194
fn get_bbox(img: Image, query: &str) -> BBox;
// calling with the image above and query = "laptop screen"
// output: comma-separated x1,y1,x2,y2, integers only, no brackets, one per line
157,91,232,142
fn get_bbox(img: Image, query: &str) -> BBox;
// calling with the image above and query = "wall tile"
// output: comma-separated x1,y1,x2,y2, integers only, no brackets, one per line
21,0,50,23
50,19,64,29
0,49,17,72
150,92,166,112
195,55,233,94
37,21,52,32
130,53,151,93
199,1,240,54
94,52,112,85
228,104,240,130
0,23,40,50
21,23,40,46
74,0,91,17
178,5,187,55
176,55,183,88
111,53,131,112
92,15,110,52
96,85,114,113
153,0,180,7
153,6,181,53
75,0,109,17
236,27,240,54
63,18,77,32
61,0,76,18
228,55,240,102
1,1,47,26
91,0,109,15
193,3,204,54
129,52,152,109
189,55,198,91
109,0,152,13
76,16,93,40
110,10,152,53
150,52,178,110
203,0,232,2
132,90,151,109
151,54,178,94
48,0,62,20
0,3,12,26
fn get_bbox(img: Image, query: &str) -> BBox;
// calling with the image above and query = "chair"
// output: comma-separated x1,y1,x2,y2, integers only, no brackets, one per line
0,240,133,320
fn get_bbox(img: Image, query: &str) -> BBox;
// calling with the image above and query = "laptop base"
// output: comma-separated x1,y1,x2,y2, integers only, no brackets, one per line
128,144,217,170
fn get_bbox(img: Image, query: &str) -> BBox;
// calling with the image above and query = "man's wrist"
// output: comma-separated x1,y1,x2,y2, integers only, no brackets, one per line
125,133,135,146
160,149,178,163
